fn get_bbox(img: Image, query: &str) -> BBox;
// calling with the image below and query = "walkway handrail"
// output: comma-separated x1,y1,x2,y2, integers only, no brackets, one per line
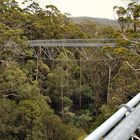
84,93,140,140
30,38,116,47
104,103,140,140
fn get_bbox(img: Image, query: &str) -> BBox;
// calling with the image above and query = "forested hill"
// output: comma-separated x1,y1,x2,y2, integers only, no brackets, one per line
71,17,120,27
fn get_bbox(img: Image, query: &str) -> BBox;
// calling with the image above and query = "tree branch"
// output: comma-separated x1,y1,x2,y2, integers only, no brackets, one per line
125,61,140,71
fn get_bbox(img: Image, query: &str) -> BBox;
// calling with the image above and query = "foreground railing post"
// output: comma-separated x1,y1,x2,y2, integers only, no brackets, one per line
84,93,140,140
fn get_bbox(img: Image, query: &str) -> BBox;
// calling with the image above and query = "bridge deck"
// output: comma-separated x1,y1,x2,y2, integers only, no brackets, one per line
30,39,116,47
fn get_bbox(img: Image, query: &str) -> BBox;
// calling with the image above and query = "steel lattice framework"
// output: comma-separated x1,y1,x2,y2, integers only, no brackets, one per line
29,38,140,61
30,38,115,47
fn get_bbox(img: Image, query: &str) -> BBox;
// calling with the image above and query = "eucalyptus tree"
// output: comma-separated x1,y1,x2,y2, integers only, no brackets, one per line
114,0,140,33
45,5,61,23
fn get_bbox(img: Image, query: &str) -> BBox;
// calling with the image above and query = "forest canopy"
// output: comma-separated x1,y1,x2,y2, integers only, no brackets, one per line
0,0,140,140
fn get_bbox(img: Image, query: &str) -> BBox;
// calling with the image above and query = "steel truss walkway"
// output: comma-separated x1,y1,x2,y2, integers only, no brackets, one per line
30,39,115,47
30,38,116,61
29,38,139,61
85,93,140,140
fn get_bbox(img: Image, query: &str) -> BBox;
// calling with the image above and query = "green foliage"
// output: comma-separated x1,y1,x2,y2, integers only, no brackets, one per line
0,97,84,140
0,99,18,140
114,0,140,34
0,62,40,100
0,0,140,139
110,61,140,104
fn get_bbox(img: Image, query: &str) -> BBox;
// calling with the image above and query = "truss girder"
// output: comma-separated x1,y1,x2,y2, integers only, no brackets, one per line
29,39,140,61
32,46,114,61
30,39,116,47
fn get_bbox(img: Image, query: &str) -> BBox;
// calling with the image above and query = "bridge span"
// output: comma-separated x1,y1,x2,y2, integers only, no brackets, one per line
28,38,139,61
30,38,116,47
29,38,118,61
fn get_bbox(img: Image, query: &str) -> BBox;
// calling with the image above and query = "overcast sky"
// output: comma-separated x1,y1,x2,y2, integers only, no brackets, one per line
19,0,126,19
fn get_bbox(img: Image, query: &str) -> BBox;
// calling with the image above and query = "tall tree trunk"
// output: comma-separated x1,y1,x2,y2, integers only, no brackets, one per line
107,65,111,103
79,55,82,108
66,69,69,96
36,48,41,80
133,17,137,32
60,68,64,119
95,89,100,116
36,57,39,81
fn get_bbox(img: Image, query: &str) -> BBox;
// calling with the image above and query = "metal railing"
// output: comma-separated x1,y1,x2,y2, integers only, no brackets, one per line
84,93,140,140
104,103,140,140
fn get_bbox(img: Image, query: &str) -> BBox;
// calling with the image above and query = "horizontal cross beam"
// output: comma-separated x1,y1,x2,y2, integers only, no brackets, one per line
30,39,116,47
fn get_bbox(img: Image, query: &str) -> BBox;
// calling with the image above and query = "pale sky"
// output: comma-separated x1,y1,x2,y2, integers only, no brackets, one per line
19,0,126,19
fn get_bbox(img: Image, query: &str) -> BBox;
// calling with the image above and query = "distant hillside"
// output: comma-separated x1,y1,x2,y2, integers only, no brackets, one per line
71,17,120,28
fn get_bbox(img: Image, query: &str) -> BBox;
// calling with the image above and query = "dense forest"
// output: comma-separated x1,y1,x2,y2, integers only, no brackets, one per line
71,17,120,28
0,0,140,140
